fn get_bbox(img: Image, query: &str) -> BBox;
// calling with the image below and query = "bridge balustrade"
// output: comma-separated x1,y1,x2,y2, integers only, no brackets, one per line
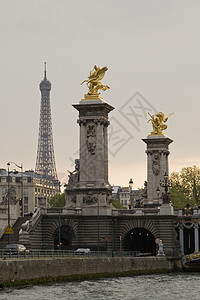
0,249,141,259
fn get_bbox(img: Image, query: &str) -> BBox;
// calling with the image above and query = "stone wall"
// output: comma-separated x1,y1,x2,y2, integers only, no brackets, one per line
25,213,179,257
0,256,182,286
0,204,19,238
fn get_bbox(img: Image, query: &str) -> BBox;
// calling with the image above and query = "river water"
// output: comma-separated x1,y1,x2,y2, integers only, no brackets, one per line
0,273,200,300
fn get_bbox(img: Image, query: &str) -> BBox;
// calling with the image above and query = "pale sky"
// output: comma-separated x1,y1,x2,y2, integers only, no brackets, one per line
1,0,200,189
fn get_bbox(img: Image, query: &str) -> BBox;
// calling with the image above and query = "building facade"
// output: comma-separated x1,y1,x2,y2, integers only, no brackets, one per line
119,187,131,208
0,168,56,215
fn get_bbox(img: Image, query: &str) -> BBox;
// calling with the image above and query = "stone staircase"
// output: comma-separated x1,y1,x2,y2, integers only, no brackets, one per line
0,216,31,249
29,216,67,250
29,218,44,249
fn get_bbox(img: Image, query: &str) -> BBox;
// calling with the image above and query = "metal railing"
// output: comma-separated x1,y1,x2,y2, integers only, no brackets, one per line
0,249,141,259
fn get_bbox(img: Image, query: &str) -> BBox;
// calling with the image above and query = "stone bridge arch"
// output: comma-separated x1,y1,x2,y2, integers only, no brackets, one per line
42,217,78,250
53,218,78,250
119,218,159,255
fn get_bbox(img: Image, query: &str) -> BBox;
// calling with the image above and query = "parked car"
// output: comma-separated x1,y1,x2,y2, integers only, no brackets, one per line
3,244,29,255
75,248,91,255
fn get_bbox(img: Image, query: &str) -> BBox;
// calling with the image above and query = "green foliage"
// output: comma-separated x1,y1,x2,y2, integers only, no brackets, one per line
170,187,188,210
112,198,123,209
170,165,200,209
48,193,65,208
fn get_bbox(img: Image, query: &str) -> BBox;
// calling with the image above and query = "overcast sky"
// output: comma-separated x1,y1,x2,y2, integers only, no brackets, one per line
1,0,200,188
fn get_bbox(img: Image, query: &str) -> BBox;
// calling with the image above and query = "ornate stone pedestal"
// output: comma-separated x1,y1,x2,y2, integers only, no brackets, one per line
159,203,174,215
142,135,173,207
65,95,114,215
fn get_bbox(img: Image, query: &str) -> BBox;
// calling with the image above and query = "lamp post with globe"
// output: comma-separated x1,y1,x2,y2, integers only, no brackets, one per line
129,178,134,209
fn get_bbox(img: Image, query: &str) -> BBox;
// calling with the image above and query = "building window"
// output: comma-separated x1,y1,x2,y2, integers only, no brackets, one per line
23,178,27,183
35,197,37,205
24,206,28,213
24,188,28,195
35,188,37,192
24,197,28,204
2,187,7,195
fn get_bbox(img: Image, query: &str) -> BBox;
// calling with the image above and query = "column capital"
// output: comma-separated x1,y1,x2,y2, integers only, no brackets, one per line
94,119,110,126
77,119,87,126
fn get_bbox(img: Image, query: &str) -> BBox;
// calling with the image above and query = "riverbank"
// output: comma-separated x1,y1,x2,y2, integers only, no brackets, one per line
0,256,183,287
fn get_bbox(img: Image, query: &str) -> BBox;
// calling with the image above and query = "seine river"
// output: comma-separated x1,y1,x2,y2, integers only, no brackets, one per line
0,273,200,300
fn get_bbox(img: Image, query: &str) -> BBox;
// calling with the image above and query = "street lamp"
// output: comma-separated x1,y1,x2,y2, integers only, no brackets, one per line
111,217,117,257
129,178,134,189
58,181,64,250
58,181,61,250
160,172,172,204
7,163,19,244
7,162,23,215
129,178,134,209
156,187,160,202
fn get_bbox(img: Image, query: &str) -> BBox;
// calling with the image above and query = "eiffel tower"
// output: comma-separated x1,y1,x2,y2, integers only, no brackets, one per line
35,63,59,186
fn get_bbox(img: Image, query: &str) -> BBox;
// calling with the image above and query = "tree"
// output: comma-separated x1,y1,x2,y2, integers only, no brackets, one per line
48,193,65,208
112,198,125,209
169,186,189,210
170,165,200,209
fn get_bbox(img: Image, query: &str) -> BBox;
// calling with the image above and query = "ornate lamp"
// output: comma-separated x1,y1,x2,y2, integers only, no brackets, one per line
160,173,172,204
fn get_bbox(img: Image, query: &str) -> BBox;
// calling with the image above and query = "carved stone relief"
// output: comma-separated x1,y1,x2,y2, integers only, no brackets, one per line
106,193,112,205
86,123,96,155
152,152,161,176
83,192,98,205
71,196,76,203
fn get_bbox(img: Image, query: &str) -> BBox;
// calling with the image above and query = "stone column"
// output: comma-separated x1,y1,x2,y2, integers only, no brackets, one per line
142,135,173,206
95,120,104,184
65,97,114,214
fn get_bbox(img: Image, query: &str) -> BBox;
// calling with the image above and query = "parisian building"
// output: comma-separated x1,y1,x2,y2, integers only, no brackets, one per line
0,168,56,215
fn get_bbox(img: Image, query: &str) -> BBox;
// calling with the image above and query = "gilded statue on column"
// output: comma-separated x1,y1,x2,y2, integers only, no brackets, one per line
81,65,110,99
148,112,174,135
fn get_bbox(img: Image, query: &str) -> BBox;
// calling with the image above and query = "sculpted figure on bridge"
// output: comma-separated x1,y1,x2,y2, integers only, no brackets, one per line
81,65,110,95
148,112,174,135
67,159,80,186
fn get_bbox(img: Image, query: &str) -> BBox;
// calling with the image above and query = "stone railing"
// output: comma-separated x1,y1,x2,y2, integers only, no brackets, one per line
19,208,42,247
28,208,44,231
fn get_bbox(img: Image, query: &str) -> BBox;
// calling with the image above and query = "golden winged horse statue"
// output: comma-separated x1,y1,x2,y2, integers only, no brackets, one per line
81,65,110,95
148,112,174,135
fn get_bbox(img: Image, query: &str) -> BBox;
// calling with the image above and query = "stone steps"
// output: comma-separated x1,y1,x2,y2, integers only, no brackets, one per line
0,216,31,249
